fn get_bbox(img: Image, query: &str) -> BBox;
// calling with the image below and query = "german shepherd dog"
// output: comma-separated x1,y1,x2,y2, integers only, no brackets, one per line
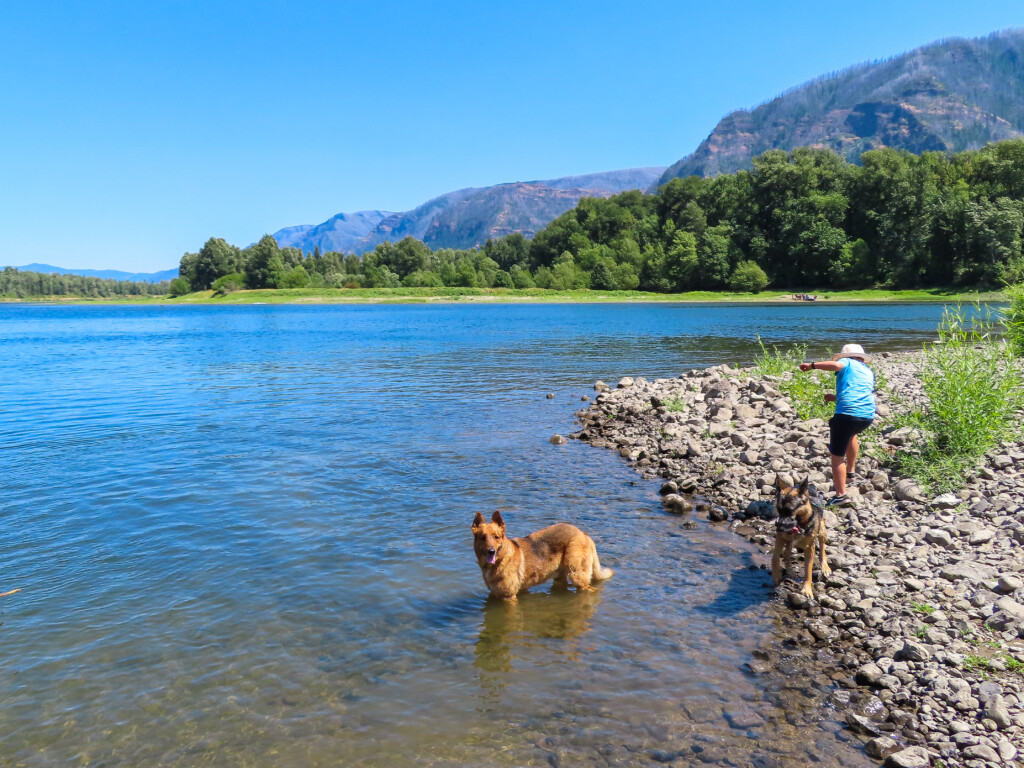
771,477,830,597
472,511,614,601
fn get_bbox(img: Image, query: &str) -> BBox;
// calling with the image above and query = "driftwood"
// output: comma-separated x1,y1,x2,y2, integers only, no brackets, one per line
0,589,21,598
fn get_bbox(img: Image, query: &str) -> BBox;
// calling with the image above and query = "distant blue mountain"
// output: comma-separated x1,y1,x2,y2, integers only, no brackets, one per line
273,167,666,254
5,263,177,283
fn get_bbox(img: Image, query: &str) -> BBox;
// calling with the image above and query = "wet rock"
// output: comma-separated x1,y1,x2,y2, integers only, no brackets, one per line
707,505,729,522
661,494,691,515
865,736,900,760
722,705,764,729
882,746,930,768
856,662,884,685
549,434,567,445
545,393,555,399
846,713,882,736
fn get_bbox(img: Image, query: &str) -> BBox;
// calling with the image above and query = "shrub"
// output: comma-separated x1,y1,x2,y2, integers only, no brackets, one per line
168,277,191,297
897,305,1024,491
1003,284,1024,357
728,260,770,293
211,272,246,295
278,265,311,289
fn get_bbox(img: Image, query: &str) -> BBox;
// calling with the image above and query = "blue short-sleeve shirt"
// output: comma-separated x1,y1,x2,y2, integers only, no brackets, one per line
835,358,876,419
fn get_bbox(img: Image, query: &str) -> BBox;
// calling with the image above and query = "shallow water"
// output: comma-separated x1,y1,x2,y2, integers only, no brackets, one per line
0,303,949,766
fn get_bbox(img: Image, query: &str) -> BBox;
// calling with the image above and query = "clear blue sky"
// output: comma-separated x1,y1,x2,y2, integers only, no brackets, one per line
3,0,1024,273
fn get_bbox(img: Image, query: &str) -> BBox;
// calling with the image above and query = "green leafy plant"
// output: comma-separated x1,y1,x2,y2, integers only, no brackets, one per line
962,654,990,676
1004,655,1023,674
753,337,833,420
912,602,936,615
896,304,1024,491
1003,284,1024,358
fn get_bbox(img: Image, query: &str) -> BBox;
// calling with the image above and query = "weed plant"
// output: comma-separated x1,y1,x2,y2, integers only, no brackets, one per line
896,305,1024,492
754,338,833,420
1003,284,1024,357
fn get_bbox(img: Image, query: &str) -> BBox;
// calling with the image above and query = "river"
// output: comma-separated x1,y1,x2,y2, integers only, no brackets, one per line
0,302,950,766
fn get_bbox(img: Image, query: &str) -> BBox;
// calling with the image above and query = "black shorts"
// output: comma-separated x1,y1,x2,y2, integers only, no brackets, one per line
829,414,874,457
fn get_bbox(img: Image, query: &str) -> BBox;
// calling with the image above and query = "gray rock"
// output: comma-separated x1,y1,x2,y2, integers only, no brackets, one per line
895,639,932,662
925,529,954,548
995,596,1024,620
984,694,1013,730
962,743,1000,761
882,746,930,768
991,454,1013,469
931,493,960,509
617,377,634,389
998,737,1018,762
939,561,998,584
969,528,996,545
996,573,1023,594
856,662,884,685
894,478,927,503
594,380,609,392
549,434,567,445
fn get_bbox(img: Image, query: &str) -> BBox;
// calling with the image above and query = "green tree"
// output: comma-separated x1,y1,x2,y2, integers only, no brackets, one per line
244,235,284,288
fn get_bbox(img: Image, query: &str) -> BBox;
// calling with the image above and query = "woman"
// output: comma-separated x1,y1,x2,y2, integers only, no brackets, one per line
798,344,876,507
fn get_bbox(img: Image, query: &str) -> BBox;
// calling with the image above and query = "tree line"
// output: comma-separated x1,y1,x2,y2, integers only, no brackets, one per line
0,267,170,299
162,137,1024,295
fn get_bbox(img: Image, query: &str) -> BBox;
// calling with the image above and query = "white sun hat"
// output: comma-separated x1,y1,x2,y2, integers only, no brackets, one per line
832,344,872,363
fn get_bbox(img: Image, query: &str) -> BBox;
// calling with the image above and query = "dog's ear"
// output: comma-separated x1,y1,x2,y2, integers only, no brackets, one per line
472,511,484,530
774,475,788,493
798,476,809,494
491,510,505,531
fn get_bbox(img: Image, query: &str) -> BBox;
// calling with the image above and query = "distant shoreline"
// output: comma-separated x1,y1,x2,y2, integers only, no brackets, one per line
0,287,1006,306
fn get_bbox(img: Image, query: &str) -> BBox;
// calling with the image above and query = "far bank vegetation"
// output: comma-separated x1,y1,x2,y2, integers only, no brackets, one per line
174,139,1024,298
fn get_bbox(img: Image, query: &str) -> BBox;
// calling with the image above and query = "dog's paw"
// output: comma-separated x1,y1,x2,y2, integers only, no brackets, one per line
800,585,815,598
821,563,832,578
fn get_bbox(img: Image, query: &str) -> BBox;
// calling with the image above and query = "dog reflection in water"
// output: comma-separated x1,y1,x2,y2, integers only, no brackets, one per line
473,586,604,685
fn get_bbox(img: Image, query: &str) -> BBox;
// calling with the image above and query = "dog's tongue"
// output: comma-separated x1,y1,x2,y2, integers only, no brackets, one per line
486,553,497,565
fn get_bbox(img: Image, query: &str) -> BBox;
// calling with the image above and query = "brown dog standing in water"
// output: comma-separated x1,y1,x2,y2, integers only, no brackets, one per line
472,511,614,601
771,477,831,597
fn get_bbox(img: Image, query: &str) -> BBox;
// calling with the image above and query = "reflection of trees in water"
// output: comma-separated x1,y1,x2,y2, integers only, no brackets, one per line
473,586,604,692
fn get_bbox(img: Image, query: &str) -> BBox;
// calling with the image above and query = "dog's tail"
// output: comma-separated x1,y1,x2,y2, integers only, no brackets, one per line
591,540,614,581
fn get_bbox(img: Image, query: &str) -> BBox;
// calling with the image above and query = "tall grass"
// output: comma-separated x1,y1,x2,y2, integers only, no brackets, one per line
1003,284,1024,358
754,338,834,420
897,305,1024,491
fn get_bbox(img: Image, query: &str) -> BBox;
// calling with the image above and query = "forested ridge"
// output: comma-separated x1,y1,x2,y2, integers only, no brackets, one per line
0,267,170,298
176,141,1024,296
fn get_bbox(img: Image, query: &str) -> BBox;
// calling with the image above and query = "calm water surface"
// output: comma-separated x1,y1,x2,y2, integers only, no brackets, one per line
0,303,948,766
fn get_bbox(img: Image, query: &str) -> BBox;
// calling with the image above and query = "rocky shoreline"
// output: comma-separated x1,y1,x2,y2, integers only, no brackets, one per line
574,353,1024,768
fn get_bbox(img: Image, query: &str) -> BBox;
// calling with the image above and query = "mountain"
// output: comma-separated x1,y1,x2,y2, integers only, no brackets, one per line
4,263,177,283
273,168,665,254
660,28,1024,184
